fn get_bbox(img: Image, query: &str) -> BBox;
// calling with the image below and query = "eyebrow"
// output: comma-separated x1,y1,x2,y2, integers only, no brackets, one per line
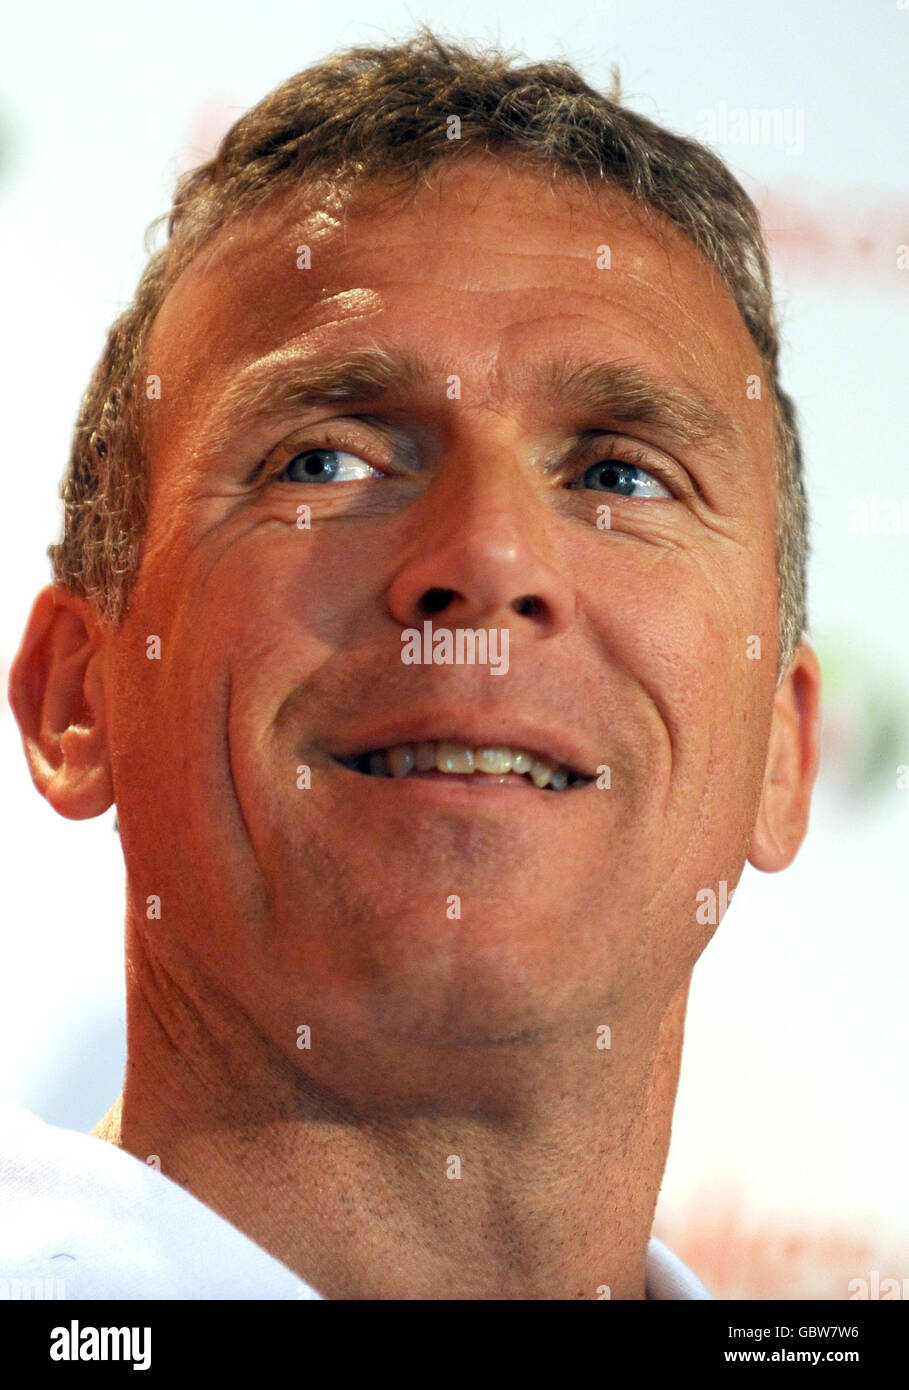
197,342,744,464
533,354,744,458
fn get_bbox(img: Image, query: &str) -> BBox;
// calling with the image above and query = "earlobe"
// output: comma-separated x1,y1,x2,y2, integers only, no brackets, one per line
7,585,115,820
748,641,822,872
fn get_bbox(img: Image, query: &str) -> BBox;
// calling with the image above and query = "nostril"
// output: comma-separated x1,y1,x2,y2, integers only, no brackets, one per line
513,595,543,618
419,587,456,616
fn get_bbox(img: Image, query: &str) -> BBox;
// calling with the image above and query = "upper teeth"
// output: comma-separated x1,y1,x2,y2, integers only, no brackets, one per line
350,742,577,790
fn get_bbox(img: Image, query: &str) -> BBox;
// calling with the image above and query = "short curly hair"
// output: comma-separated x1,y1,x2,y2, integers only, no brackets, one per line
49,25,808,677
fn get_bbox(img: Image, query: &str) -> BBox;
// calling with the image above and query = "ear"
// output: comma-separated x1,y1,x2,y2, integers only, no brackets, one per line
7,585,114,819
748,640,822,872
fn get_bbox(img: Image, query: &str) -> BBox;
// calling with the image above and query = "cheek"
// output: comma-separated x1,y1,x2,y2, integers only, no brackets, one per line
583,538,750,682
208,520,387,665
582,536,776,793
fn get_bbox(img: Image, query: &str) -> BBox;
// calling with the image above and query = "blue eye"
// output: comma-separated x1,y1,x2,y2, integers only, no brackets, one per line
572,458,671,499
277,447,380,484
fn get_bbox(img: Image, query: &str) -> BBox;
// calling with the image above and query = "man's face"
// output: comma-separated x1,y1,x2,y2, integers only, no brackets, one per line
106,156,779,1091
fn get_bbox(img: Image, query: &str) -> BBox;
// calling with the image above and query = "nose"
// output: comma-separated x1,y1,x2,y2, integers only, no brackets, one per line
385,453,578,639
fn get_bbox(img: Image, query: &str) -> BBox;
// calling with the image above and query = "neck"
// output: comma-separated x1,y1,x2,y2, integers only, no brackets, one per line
95,926,689,1300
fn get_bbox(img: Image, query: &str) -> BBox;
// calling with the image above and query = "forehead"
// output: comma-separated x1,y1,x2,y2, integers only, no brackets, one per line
142,155,768,464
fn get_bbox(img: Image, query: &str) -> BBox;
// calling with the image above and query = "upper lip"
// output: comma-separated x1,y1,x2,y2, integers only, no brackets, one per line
329,710,598,780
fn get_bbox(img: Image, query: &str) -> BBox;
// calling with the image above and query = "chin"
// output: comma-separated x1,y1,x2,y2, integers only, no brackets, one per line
323,924,599,1041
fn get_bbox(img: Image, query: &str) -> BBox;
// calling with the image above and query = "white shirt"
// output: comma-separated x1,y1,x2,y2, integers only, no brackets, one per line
0,1100,711,1300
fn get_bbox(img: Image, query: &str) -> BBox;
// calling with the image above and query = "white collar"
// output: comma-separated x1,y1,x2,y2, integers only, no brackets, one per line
0,1100,710,1299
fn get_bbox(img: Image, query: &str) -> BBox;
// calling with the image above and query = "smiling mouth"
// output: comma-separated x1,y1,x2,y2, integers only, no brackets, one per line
337,740,591,791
